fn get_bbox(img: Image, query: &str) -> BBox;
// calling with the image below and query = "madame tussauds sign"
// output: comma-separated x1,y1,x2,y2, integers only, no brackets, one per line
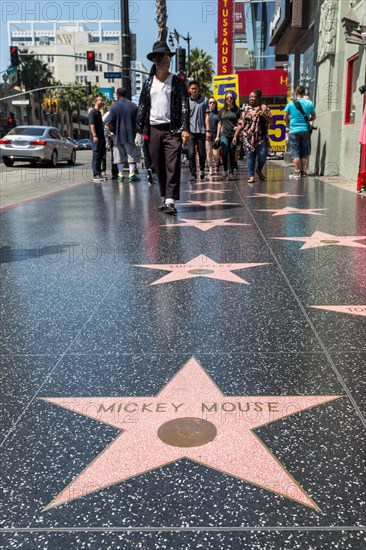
217,0,233,74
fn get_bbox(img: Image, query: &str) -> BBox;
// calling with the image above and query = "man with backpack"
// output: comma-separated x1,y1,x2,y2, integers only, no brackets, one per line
284,85,316,179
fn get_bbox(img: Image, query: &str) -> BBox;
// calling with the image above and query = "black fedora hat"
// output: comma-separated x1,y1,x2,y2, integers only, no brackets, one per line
147,41,176,62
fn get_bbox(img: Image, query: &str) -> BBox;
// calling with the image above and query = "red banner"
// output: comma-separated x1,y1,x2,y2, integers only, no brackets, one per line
234,2,245,33
217,0,233,75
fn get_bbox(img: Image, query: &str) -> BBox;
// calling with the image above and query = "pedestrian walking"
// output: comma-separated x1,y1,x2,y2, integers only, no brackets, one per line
234,89,273,183
284,85,316,179
135,40,190,215
205,97,220,175
103,88,140,183
188,81,208,182
102,106,118,179
215,92,241,180
89,95,106,182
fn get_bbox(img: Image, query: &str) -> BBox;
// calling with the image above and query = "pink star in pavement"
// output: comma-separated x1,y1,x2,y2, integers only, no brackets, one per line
185,188,230,195
161,218,251,232
194,180,225,186
134,255,269,285
309,305,366,317
41,357,341,510
256,207,327,216
249,193,304,199
180,200,242,207
272,231,366,250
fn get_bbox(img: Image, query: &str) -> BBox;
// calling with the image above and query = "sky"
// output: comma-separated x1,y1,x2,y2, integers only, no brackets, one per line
0,0,218,73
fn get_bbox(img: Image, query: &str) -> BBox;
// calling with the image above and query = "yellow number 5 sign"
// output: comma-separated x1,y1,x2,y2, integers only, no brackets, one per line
213,74,239,108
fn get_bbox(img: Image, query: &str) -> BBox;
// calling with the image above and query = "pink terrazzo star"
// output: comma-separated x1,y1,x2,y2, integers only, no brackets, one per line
161,218,251,232
194,180,226,186
41,357,341,510
272,231,366,250
134,255,268,285
179,200,241,207
309,305,366,317
249,193,304,199
256,207,327,216
184,189,230,195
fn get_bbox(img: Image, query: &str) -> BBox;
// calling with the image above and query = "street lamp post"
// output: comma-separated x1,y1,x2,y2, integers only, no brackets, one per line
171,29,191,77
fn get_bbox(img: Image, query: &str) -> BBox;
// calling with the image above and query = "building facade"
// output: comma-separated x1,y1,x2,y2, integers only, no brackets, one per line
269,0,365,183
8,21,136,89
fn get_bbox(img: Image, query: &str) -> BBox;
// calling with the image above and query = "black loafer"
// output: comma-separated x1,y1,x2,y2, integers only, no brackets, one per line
188,175,197,182
157,201,165,211
164,203,177,215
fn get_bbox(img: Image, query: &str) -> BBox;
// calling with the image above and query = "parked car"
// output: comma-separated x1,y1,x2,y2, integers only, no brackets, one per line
0,126,76,167
77,139,92,150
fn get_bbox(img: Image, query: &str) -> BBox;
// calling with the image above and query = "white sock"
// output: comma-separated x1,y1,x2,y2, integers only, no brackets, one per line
117,164,124,174
165,198,174,205
129,163,136,175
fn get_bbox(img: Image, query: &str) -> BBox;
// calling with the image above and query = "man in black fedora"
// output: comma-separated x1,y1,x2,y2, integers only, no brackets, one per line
135,40,190,215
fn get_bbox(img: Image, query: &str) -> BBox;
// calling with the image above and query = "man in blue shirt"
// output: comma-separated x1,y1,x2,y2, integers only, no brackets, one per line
284,85,316,178
104,88,140,182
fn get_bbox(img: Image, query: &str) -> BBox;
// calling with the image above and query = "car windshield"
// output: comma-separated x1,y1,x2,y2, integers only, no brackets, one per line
8,127,46,136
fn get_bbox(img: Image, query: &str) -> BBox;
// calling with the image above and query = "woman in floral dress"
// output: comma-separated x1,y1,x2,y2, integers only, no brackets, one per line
234,89,273,183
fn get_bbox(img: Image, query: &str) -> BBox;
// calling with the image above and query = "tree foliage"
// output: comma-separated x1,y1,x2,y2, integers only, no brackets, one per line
188,48,214,96
17,49,54,91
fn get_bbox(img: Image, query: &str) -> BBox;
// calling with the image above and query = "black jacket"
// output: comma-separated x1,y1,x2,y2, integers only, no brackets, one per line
136,74,190,135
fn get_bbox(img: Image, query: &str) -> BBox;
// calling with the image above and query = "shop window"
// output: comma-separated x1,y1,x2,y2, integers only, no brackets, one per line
345,53,359,124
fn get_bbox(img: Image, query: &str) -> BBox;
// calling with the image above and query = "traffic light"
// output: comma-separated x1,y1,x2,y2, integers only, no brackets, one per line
86,51,96,71
176,48,186,73
7,112,16,129
85,82,92,95
50,99,58,113
10,46,20,67
42,98,51,113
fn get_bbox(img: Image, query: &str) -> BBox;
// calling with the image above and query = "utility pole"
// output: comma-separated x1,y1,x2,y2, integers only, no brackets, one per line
120,0,131,99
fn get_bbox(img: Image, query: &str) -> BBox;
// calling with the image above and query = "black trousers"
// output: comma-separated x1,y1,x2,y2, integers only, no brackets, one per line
188,132,206,176
91,139,106,176
148,125,182,200
143,139,153,171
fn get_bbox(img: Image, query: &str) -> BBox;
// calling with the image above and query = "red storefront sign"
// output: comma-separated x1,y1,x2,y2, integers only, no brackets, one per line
236,69,289,97
217,0,233,75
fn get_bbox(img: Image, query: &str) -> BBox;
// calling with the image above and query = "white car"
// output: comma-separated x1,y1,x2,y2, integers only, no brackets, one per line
0,126,76,167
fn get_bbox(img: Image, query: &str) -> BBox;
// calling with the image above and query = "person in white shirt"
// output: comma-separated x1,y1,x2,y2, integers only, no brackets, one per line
135,41,190,215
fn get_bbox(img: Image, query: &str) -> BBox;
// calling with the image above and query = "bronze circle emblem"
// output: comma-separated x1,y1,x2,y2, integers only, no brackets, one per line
187,268,214,275
158,417,217,448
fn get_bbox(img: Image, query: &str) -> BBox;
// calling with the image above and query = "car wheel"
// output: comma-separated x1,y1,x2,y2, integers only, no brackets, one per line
68,149,76,165
49,150,58,168
3,159,14,167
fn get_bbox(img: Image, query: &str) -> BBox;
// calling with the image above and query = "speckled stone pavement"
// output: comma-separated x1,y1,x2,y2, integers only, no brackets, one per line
1,160,365,549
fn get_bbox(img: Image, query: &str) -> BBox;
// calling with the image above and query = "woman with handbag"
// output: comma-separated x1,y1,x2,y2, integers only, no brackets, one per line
205,97,220,175
234,89,273,183
215,92,241,180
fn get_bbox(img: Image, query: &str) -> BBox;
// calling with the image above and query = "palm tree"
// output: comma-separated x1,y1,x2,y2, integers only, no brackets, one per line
43,82,105,136
155,0,168,41
57,83,88,139
188,48,214,96
17,48,54,124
